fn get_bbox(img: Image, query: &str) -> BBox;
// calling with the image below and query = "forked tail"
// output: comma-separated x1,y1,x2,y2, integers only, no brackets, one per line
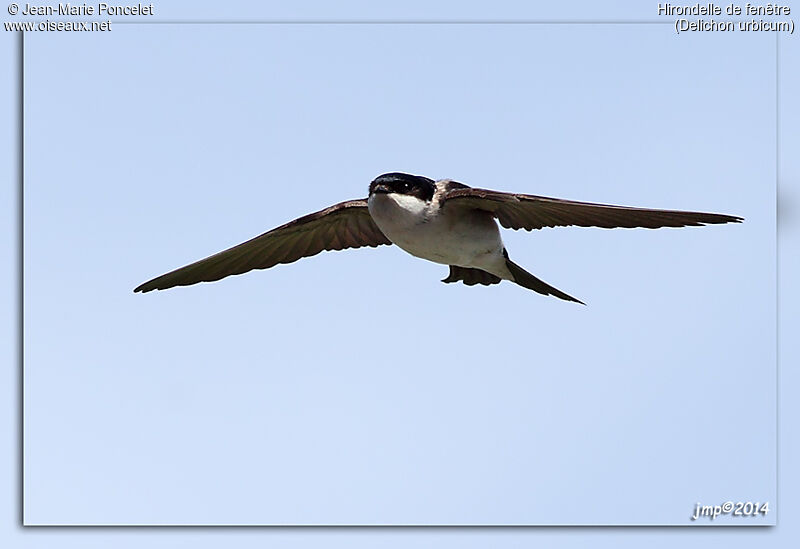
505,259,585,305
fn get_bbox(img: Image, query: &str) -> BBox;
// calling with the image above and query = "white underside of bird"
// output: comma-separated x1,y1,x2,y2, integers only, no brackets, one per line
367,190,514,281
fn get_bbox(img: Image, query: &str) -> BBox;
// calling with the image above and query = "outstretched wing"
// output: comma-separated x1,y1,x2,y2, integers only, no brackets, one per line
443,187,743,231
134,199,390,293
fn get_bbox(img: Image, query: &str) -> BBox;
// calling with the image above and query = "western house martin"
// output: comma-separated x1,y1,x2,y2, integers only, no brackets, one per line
134,172,742,304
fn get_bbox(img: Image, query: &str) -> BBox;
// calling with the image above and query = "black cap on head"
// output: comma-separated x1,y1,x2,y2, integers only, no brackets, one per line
369,172,436,201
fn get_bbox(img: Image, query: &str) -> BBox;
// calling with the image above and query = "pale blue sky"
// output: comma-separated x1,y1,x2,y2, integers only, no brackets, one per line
3,0,799,546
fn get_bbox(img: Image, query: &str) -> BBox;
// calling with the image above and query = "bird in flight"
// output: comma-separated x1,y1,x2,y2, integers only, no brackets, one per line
134,172,742,304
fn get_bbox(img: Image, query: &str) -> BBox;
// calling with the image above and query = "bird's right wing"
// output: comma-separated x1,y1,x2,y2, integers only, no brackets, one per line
443,187,743,231
134,199,391,293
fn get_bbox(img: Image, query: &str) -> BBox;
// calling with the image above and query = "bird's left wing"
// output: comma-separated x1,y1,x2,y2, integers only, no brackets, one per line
443,187,742,231
134,199,390,293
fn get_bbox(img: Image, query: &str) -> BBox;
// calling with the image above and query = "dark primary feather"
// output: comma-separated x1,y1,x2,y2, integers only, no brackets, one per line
134,199,390,293
443,187,743,231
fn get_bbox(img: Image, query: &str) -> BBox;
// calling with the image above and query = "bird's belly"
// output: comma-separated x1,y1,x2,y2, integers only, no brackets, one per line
391,224,498,266
368,194,504,268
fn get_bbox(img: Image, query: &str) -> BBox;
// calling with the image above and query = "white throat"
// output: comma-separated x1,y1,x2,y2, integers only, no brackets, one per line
367,192,431,228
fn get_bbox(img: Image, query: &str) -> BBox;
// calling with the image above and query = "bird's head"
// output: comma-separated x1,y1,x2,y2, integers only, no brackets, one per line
369,172,436,202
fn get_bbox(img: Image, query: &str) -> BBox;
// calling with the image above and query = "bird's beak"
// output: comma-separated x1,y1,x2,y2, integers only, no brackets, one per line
370,183,391,195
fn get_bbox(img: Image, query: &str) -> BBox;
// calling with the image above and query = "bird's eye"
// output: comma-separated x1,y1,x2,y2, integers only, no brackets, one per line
402,182,411,191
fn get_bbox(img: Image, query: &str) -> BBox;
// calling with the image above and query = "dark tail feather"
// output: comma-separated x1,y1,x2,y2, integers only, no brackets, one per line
505,259,585,305
442,265,502,286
